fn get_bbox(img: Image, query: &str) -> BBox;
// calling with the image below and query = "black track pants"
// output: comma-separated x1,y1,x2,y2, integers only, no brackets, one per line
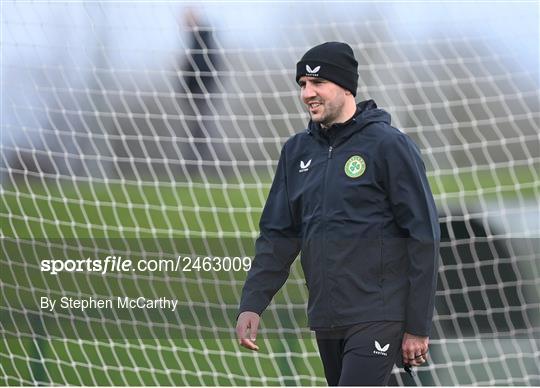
315,321,404,386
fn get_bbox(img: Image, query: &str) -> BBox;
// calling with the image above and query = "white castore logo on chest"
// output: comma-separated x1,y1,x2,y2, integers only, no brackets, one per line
299,159,312,173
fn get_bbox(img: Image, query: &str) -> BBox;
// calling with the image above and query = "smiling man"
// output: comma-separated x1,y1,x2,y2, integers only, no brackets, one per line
236,42,440,386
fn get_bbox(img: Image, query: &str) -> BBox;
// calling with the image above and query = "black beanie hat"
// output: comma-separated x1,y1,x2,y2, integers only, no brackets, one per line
296,41,359,96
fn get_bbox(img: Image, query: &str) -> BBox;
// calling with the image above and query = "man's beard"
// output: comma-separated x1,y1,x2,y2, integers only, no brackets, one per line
311,104,340,128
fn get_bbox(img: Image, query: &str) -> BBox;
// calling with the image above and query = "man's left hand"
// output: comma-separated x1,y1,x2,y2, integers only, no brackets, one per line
402,332,429,367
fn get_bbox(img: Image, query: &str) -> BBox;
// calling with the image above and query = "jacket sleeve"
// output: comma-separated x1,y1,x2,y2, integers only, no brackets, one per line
381,132,440,337
238,143,301,316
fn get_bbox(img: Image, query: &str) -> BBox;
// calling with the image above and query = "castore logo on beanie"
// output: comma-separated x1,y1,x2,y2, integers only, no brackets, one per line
306,65,321,75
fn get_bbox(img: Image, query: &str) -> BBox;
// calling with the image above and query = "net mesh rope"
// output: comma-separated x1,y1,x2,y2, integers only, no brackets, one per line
1,2,539,386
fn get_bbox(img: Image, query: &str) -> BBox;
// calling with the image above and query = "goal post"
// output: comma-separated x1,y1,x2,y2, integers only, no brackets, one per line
1,2,539,386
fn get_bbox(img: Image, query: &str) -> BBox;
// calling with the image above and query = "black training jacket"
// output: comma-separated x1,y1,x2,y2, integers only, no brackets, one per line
239,100,440,336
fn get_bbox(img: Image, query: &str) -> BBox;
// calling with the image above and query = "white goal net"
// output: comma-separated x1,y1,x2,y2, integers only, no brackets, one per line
1,2,539,386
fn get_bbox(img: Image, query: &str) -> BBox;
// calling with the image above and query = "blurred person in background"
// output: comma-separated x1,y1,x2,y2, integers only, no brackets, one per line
177,7,221,173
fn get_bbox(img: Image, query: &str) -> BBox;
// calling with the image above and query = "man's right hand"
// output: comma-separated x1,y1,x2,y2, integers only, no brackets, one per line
236,311,260,351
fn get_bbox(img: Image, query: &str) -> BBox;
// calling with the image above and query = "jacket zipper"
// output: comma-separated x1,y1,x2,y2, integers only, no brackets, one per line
322,144,335,327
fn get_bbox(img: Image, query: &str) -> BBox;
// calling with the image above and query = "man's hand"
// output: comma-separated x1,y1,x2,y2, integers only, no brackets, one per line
402,332,429,367
236,311,260,351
